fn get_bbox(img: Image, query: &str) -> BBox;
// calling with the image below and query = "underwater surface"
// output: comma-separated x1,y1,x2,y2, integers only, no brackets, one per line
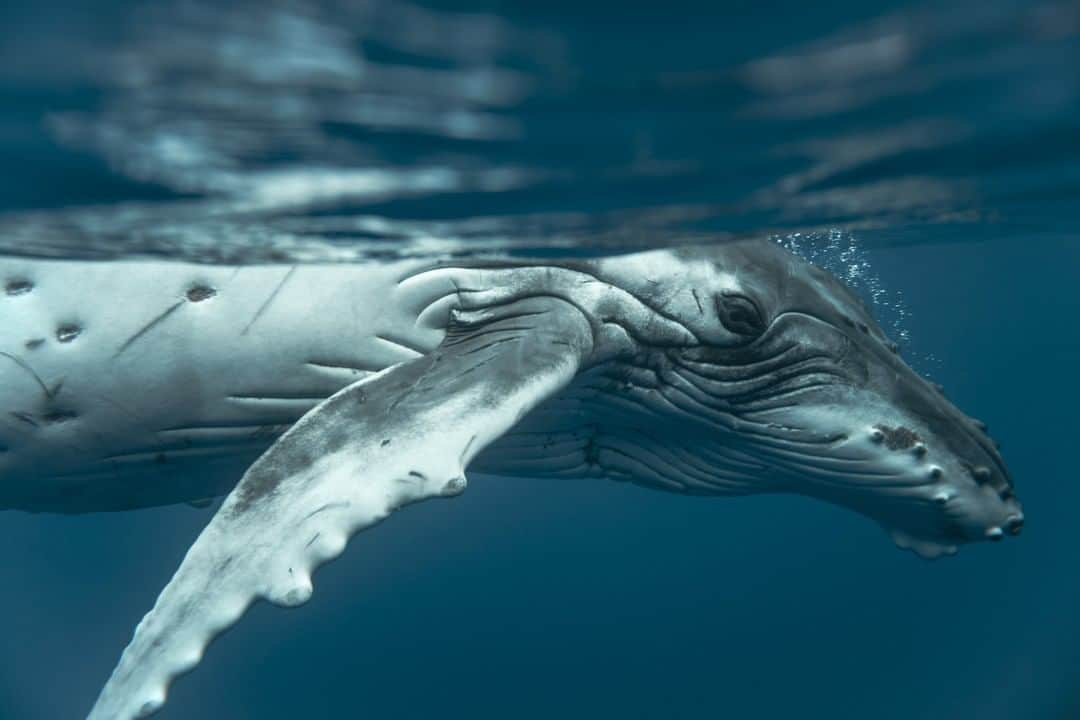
0,0,1077,717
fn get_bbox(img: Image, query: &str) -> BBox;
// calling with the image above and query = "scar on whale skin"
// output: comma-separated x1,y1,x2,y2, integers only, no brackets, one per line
42,410,78,424
0,351,55,399
113,302,184,357
10,411,38,428
112,285,218,358
242,266,296,335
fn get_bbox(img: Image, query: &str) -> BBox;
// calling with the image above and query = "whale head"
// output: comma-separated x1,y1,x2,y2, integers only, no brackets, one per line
594,240,1023,558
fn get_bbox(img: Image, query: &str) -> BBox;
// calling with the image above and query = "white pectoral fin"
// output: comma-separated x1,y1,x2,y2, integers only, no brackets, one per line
88,296,594,720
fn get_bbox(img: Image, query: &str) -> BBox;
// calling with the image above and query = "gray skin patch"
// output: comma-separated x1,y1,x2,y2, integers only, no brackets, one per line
229,354,439,515
230,444,318,514
873,424,921,451
322,427,351,453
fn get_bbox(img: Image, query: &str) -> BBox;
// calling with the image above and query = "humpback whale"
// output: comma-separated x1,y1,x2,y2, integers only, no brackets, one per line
0,240,1022,719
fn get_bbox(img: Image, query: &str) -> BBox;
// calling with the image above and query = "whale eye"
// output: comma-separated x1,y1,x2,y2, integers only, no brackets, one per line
715,292,766,336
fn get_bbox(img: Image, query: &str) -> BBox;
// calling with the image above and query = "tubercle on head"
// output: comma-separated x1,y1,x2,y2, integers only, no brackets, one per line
857,425,1021,553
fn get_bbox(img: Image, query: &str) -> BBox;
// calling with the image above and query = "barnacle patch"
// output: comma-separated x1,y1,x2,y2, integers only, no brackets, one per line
872,424,921,451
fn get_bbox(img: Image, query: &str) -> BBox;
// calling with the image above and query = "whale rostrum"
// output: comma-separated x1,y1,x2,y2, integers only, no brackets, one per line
0,240,1022,719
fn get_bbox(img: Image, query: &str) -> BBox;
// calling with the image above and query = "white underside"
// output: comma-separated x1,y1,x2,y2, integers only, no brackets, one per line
0,257,454,511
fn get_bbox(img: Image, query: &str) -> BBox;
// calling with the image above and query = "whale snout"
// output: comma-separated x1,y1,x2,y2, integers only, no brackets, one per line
866,368,1025,557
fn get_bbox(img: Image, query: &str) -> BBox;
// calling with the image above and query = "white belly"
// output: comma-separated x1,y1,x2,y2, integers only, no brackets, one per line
0,258,450,512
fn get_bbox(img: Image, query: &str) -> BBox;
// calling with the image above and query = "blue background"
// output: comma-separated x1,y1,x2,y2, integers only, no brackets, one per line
0,0,1078,718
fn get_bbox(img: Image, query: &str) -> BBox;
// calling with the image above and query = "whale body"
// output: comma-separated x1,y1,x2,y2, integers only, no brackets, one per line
1,258,447,512
0,241,1024,719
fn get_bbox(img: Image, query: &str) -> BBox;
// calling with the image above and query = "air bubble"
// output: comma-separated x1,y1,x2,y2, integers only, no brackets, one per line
775,230,930,371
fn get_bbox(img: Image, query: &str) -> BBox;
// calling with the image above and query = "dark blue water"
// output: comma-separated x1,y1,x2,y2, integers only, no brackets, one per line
0,0,1078,718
